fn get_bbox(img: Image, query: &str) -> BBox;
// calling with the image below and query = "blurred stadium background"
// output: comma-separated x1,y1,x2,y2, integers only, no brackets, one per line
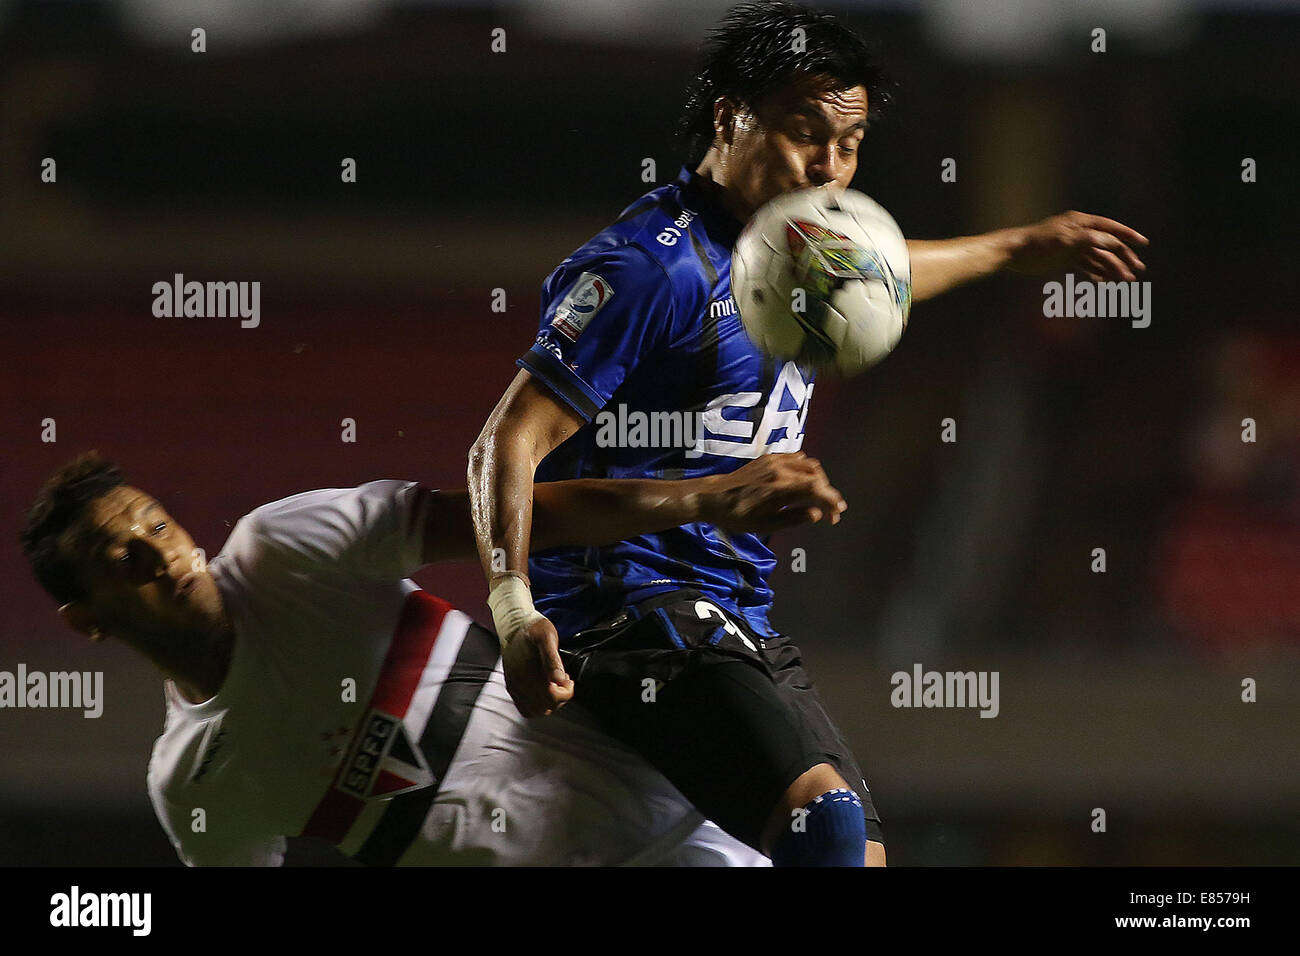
1,0,1297,866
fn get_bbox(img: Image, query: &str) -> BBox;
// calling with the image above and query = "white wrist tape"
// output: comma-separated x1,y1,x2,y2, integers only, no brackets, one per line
486,576,545,648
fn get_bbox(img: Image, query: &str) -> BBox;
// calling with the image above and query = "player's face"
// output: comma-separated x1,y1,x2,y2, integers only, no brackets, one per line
726,76,869,216
62,487,223,637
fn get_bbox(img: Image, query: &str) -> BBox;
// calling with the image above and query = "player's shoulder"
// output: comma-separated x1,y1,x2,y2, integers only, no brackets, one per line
552,176,722,302
242,480,410,529
146,685,220,805
229,480,415,557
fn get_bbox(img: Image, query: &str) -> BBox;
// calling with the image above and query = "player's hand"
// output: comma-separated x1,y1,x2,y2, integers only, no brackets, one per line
500,613,574,718
700,451,847,534
1006,211,1149,282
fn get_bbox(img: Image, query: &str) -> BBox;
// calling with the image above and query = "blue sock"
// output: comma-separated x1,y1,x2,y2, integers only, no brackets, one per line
770,788,867,867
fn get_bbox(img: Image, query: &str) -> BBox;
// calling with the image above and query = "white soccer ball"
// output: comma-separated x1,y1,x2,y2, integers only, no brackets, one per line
731,186,911,376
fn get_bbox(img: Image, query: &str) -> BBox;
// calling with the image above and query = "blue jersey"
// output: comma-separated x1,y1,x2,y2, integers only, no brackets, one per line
519,166,816,641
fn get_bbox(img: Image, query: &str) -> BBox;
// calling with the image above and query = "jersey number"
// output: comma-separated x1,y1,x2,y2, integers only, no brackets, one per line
693,600,757,652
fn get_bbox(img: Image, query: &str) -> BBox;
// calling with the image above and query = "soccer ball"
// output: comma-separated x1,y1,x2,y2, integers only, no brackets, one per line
731,186,911,376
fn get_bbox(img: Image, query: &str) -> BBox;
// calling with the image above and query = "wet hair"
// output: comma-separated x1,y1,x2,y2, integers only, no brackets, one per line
21,451,126,605
676,1,892,166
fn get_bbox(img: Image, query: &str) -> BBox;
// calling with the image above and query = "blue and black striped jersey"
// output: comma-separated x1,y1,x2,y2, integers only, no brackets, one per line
519,166,817,641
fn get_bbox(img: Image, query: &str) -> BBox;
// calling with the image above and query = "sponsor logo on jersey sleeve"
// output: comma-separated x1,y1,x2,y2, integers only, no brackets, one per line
550,272,613,341
534,329,565,362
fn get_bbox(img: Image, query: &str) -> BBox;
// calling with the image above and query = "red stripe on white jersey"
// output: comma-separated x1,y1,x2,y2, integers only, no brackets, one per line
300,589,454,844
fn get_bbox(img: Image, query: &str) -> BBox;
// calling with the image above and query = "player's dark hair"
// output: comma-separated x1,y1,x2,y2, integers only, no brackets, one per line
677,1,892,166
21,451,127,605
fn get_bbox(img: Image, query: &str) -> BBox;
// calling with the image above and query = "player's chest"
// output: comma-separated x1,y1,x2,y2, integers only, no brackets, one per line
640,308,818,459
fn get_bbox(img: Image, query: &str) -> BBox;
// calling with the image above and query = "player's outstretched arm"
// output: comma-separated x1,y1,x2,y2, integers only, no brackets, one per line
531,449,845,550
906,211,1149,303
423,452,845,563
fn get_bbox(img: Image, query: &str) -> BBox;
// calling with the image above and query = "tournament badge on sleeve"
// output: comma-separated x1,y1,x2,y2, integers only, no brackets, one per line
550,272,614,341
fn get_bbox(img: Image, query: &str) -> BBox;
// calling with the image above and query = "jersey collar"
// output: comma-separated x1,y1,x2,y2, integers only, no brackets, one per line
674,165,746,249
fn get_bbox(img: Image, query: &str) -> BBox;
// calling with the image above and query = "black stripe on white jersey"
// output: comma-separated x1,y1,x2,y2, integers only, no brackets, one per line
353,621,502,866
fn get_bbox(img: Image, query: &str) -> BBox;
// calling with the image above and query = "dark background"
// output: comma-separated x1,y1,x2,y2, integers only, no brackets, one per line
1,0,1297,866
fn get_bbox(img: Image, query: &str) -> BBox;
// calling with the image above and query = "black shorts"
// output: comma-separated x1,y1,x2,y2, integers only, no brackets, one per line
558,588,884,852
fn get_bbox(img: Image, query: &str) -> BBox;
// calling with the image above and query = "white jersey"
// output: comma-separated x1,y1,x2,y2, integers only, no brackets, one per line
146,480,767,867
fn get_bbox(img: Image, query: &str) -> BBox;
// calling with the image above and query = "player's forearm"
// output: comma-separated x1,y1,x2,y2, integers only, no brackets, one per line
530,477,713,551
906,230,1018,302
466,429,536,583
425,477,709,563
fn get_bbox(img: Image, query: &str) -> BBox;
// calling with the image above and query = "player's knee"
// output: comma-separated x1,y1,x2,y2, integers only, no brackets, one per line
769,786,868,867
782,761,848,809
761,762,850,850
865,839,887,867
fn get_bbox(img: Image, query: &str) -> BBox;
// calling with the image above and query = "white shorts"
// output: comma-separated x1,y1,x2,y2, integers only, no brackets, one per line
394,667,769,867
